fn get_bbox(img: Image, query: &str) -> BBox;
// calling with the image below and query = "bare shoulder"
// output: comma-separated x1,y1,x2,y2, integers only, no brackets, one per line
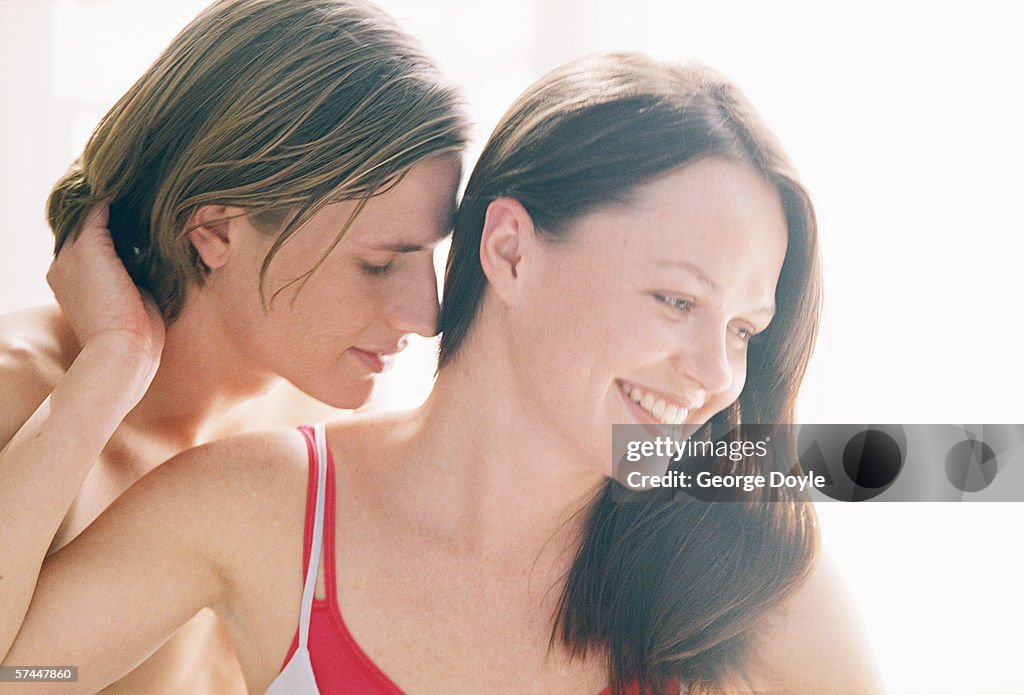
0,305,78,444
739,551,886,694
141,427,312,517
158,426,332,683
0,305,78,378
1,427,317,692
92,427,314,551
113,427,315,591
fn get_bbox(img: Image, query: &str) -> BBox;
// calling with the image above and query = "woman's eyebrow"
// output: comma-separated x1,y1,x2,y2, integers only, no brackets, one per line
656,259,719,291
366,233,451,252
370,242,429,253
361,208,456,253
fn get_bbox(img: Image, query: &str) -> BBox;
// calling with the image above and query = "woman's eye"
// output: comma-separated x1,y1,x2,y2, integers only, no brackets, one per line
360,260,395,276
733,325,762,346
655,293,694,312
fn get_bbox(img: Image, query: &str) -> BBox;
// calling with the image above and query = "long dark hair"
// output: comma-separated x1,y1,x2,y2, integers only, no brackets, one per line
439,53,822,694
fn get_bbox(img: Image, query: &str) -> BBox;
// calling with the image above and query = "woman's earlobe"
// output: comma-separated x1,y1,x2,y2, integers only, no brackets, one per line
479,197,533,298
186,205,236,270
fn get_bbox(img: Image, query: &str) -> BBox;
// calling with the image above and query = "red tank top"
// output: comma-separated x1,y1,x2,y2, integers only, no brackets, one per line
278,425,656,695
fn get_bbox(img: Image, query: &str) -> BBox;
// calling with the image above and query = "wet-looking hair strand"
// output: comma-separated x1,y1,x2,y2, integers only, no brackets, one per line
47,0,468,321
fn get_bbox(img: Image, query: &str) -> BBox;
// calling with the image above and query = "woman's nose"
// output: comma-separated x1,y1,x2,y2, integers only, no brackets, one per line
676,326,734,396
387,258,441,338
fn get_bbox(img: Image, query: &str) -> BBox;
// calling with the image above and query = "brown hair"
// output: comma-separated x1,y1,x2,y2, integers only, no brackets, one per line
47,0,467,321
438,53,822,694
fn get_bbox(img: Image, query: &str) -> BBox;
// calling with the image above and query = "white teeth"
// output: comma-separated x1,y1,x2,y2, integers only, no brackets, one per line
623,383,692,426
652,399,666,419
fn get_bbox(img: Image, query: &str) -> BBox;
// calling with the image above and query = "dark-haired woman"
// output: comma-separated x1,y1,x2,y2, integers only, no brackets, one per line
2,53,883,694
0,1,466,692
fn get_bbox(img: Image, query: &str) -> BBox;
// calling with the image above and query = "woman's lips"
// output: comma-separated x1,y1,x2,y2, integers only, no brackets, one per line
617,379,701,426
348,347,392,373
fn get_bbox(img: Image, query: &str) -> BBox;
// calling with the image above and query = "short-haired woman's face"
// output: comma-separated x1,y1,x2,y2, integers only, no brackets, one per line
205,155,461,409
507,156,788,466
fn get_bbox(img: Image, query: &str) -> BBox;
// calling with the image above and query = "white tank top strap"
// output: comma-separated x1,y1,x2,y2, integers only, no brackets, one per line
263,421,328,695
299,420,329,647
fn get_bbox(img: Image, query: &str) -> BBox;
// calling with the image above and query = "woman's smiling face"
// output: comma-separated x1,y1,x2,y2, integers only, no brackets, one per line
507,156,789,466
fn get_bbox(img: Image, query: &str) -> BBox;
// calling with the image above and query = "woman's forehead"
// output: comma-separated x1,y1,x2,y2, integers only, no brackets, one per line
568,159,786,262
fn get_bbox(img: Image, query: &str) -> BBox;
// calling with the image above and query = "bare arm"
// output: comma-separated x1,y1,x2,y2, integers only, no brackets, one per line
0,429,310,694
0,444,230,694
0,203,165,659
739,552,886,694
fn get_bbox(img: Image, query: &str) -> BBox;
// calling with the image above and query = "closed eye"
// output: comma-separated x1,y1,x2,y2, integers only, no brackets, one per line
360,260,395,276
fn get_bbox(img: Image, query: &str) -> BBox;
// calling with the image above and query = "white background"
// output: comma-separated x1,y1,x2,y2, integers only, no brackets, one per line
2,1,1022,692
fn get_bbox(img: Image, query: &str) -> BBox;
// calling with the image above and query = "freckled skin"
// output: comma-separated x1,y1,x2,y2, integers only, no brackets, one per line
0,156,461,695
504,157,788,464
3,156,883,695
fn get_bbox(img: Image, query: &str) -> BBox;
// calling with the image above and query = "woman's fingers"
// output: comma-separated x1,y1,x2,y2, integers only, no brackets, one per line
47,201,165,370
79,198,110,237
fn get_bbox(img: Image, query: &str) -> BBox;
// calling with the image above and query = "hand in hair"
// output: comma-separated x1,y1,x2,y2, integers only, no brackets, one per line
47,201,165,377
1,202,169,660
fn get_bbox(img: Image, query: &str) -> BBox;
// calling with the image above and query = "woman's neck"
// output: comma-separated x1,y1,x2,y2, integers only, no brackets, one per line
122,295,280,450
398,330,607,556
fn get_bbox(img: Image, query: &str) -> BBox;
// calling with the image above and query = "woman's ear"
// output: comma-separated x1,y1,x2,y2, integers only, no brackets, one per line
187,205,243,270
479,197,535,304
